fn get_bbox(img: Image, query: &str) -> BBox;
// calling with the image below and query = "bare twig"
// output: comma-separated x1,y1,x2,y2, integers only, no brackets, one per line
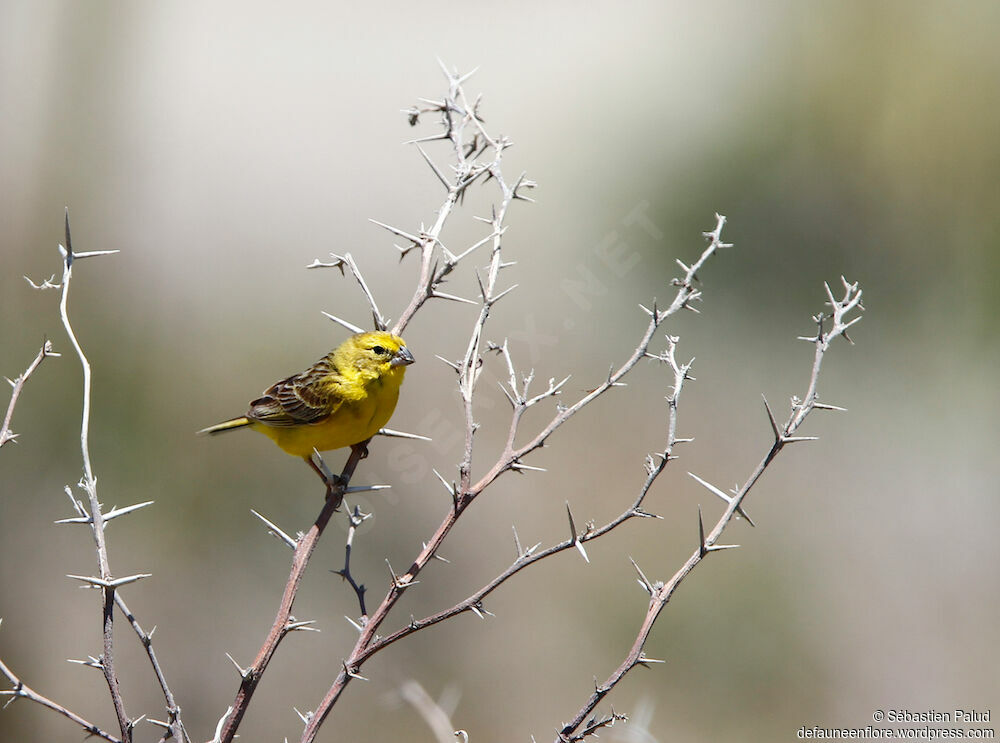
309,253,389,331
354,338,690,662
113,594,190,743
0,633,121,743
332,501,372,619
554,279,862,742
0,340,59,448
5,213,188,742
55,210,134,742
218,444,368,743
297,66,531,742
472,214,730,498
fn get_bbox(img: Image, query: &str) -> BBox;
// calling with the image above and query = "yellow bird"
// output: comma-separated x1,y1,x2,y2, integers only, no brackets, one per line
199,331,414,482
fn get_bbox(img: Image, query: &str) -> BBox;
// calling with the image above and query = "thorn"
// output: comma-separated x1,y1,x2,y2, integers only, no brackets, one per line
432,469,458,499
415,145,451,190
63,208,73,266
473,269,487,301
430,290,478,305
402,131,451,146
67,573,152,589
687,472,756,527
102,500,155,522
510,460,547,473
631,508,662,520
456,65,480,85
286,618,320,633
450,228,504,264
629,556,654,595
368,218,421,246
635,652,666,668
468,602,495,619
386,559,419,590
761,394,782,442
812,402,847,412
489,284,518,304
250,509,297,549
342,662,369,681
225,653,250,679
698,505,707,557
54,514,92,525
435,355,461,373
321,311,365,335
67,656,103,670
73,249,120,260
497,381,517,409
344,483,391,494
566,502,590,563
376,427,432,442
423,542,450,563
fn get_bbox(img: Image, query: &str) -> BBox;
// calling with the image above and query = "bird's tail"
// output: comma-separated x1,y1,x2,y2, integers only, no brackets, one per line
197,417,252,436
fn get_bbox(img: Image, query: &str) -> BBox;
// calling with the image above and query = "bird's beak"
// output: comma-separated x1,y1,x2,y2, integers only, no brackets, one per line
390,346,415,367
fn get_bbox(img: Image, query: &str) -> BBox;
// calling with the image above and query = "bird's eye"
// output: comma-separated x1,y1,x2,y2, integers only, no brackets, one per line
372,345,386,355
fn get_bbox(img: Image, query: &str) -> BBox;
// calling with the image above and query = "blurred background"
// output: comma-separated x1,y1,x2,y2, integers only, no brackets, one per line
1,1,997,741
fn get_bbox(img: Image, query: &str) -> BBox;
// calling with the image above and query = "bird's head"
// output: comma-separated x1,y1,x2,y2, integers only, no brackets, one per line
338,331,414,382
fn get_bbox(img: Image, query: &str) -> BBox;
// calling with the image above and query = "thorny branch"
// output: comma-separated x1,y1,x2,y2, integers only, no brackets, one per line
0,648,121,743
1,211,189,743
555,277,863,742
0,340,59,449
113,593,189,743
355,336,694,661
55,211,133,742
307,252,388,332
307,215,737,736
300,187,859,742
217,444,368,743
296,67,762,743
296,63,534,743
333,501,372,619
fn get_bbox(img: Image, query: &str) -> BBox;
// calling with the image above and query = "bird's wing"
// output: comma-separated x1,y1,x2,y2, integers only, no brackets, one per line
246,364,342,427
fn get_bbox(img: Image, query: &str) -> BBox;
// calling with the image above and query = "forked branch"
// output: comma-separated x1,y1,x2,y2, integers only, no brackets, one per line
555,279,863,741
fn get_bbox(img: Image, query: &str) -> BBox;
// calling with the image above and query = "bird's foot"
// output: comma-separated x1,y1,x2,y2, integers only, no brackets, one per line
308,451,346,497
